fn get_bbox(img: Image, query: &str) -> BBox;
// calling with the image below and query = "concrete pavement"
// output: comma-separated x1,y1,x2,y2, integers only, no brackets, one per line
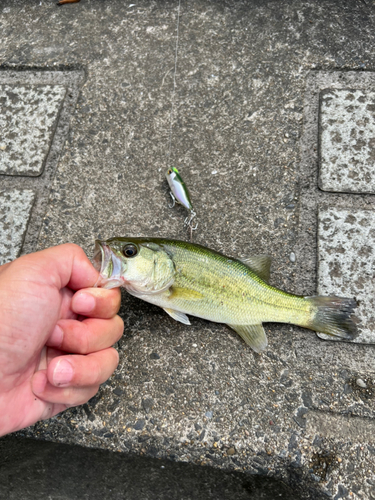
1,1,375,498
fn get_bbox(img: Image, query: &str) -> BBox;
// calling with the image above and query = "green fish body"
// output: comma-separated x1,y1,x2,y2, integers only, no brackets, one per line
93,238,357,352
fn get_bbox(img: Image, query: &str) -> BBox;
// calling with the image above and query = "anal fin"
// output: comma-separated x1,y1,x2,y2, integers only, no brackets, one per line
227,323,268,353
163,308,191,325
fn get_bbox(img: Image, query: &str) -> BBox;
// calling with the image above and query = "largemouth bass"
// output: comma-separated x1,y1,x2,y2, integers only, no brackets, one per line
93,238,357,352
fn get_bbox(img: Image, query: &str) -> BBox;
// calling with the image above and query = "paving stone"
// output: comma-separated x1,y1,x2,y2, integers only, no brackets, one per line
317,207,375,344
0,71,83,256
0,84,66,176
0,189,35,265
319,89,375,194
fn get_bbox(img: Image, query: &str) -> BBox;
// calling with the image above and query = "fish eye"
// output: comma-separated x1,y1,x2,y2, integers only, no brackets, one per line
122,244,138,258
167,169,172,175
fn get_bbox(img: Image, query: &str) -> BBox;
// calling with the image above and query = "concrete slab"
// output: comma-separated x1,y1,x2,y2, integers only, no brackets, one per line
319,89,375,194
317,208,375,344
0,70,84,257
0,189,35,265
0,84,66,176
298,70,375,350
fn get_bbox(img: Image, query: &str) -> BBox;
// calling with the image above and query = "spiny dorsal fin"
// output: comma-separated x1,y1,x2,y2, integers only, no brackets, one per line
227,323,268,353
163,308,191,325
239,255,271,283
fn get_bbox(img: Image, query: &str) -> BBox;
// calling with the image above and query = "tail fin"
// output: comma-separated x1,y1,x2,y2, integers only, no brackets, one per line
305,296,358,340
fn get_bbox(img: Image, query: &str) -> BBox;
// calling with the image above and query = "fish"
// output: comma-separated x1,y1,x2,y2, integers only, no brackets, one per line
93,237,358,353
166,167,194,212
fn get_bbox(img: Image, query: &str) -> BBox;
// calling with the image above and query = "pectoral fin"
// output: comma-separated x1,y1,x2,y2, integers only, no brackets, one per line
227,323,268,353
163,308,191,325
239,255,271,283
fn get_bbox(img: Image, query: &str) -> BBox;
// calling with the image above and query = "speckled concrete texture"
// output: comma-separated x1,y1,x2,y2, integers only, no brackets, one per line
0,189,35,264
317,208,375,344
319,89,375,194
0,84,66,176
1,1,375,498
0,70,84,257
298,70,375,350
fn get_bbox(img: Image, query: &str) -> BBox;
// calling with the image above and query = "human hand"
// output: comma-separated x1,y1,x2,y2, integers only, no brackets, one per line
0,244,123,437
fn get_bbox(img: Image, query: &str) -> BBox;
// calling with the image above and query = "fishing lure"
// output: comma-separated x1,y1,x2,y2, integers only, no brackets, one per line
166,167,197,232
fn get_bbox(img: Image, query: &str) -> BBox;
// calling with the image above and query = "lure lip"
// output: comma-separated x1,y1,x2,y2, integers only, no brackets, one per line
93,240,125,289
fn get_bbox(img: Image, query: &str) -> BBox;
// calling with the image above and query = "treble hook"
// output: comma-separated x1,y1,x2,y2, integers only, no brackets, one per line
168,192,176,209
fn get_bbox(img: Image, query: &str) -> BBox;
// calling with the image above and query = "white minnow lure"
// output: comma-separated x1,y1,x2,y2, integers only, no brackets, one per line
166,166,193,211
166,167,197,232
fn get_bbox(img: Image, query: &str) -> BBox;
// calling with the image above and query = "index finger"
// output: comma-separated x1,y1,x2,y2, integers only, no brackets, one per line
18,243,99,291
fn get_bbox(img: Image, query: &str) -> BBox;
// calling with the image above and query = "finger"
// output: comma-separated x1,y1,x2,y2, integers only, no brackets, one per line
0,262,11,277
47,348,119,388
47,315,124,354
17,243,99,291
71,288,121,318
32,370,100,407
59,287,75,320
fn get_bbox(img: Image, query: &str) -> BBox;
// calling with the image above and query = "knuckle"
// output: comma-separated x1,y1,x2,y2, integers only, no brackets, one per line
62,243,83,256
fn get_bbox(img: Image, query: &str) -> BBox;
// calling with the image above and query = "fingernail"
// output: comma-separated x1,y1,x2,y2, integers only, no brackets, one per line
73,292,95,314
53,359,74,387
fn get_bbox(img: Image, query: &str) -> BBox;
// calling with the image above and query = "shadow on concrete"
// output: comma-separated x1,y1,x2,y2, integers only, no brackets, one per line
0,436,324,499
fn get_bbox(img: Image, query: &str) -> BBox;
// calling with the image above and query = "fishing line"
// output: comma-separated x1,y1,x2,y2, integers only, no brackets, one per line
166,0,197,242
167,0,181,162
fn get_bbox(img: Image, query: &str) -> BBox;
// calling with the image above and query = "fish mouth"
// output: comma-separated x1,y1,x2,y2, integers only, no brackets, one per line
93,240,125,289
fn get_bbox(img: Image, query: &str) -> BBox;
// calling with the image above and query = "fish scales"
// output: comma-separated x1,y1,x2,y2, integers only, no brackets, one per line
161,241,309,325
93,237,358,353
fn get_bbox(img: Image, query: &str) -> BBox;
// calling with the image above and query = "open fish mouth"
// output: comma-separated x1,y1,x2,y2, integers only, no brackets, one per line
93,240,125,289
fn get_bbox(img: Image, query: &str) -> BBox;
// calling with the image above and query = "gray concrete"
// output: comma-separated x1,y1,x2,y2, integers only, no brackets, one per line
319,89,375,194
0,189,35,264
298,70,375,350
318,208,375,344
0,70,84,258
0,84,66,176
1,1,375,499
0,436,307,500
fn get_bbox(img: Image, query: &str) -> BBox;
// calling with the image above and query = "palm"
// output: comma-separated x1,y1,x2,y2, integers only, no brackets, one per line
0,244,123,437
0,263,75,430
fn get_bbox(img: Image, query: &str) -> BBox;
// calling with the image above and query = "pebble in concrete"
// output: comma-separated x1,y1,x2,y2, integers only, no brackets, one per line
319,89,375,194
0,189,35,265
0,84,66,176
317,207,375,344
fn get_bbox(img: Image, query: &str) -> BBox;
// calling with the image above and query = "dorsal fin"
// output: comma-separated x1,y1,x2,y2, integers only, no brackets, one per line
238,255,271,283
227,323,268,353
